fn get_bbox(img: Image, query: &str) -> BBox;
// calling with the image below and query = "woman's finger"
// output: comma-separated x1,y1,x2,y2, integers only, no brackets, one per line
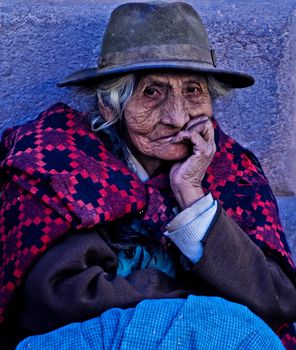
172,120,214,146
172,130,215,160
185,118,214,142
185,116,210,131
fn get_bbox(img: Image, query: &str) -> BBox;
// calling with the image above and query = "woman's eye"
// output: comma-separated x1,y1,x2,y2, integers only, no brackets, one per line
144,87,159,97
186,86,202,94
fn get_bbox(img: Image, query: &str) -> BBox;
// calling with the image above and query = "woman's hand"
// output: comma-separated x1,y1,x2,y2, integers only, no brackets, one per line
169,117,216,209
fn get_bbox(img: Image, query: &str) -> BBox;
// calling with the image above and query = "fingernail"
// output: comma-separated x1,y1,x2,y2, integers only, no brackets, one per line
198,117,208,124
172,136,180,143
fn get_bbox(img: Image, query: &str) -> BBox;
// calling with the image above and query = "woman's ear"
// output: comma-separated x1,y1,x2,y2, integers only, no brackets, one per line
98,100,116,123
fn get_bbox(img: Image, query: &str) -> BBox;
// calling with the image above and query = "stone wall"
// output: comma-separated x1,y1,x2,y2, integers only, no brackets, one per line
1,0,296,259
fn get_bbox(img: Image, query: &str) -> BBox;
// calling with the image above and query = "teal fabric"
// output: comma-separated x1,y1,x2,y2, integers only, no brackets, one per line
116,218,176,278
117,244,176,278
17,296,284,350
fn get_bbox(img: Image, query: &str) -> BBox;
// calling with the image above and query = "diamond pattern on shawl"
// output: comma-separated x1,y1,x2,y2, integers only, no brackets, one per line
140,174,178,240
203,119,294,269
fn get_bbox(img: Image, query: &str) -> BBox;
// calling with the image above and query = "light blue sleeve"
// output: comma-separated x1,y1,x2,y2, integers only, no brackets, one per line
164,193,217,263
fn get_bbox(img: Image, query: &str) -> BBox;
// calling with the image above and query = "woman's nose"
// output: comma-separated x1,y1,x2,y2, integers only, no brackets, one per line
161,94,190,129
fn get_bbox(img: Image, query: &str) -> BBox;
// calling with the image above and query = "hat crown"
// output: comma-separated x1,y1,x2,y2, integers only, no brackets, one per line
98,1,213,69
101,2,209,54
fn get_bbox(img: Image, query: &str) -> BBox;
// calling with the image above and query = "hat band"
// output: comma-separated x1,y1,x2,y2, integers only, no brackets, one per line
98,44,214,70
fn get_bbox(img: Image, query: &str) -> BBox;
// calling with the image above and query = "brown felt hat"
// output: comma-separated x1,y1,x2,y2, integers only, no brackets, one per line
58,1,255,88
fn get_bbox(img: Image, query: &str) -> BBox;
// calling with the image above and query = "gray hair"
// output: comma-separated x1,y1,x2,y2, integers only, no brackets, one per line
206,75,232,99
89,73,231,132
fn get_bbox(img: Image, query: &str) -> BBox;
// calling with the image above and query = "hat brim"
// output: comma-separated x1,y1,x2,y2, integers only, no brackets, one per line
57,61,255,89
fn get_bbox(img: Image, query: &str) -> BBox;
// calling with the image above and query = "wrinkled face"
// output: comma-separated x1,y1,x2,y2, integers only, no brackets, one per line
123,72,213,172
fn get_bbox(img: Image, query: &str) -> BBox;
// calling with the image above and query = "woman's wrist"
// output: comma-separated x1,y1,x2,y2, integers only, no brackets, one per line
173,185,205,209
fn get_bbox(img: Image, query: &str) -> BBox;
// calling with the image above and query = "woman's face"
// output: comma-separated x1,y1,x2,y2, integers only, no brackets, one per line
124,73,212,172
123,72,213,173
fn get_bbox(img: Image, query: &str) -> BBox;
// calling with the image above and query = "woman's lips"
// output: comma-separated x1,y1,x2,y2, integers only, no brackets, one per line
152,118,210,142
154,135,176,142
155,135,190,145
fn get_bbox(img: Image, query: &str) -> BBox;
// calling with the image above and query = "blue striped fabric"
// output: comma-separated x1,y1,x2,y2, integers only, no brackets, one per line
17,296,284,350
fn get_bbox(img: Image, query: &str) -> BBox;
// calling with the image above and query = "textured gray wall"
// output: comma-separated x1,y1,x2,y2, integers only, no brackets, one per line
1,0,296,259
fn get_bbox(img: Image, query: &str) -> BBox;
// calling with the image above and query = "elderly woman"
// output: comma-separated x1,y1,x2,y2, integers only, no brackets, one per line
0,2,295,350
